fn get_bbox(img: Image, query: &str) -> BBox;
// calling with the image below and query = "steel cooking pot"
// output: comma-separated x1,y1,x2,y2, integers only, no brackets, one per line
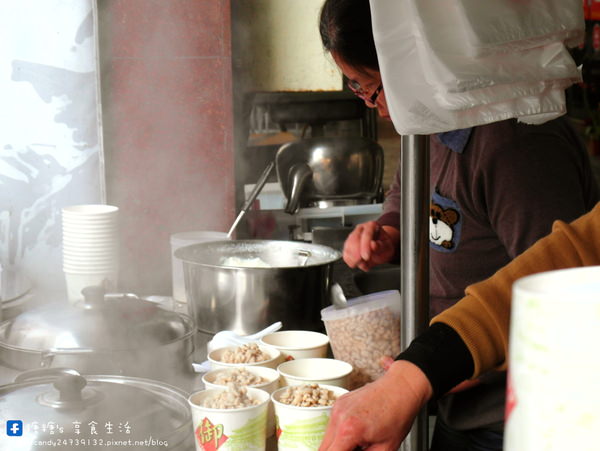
276,136,384,214
175,240,342,335
0,287,196,390
0,368,193,451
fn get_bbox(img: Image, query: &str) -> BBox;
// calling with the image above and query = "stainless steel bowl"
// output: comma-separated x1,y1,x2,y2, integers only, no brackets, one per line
175,240,341,335
276,136,384,213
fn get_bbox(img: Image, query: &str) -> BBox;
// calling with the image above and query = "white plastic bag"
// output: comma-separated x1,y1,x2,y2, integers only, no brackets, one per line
413,26,581,96
370,0,581,134
455,0,584,56
407,0,583,60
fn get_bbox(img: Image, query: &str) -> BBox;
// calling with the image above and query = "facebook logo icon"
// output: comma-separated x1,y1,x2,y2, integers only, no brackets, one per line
6,420,23,436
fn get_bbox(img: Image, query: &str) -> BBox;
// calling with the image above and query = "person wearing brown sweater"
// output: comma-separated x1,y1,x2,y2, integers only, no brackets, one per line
320,0,598,447
319,202,600,451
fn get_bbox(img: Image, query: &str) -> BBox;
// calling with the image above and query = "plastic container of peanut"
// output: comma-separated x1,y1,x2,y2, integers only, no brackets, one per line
321,290,401,389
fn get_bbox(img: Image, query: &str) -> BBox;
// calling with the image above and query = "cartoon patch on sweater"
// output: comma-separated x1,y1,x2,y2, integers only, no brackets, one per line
429,190,462,252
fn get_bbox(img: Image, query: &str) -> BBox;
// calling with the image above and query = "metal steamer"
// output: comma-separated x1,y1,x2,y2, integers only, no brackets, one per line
0,287,196,390
0,368,194,451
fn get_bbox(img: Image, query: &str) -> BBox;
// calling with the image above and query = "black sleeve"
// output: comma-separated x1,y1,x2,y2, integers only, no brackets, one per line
395,322,474,399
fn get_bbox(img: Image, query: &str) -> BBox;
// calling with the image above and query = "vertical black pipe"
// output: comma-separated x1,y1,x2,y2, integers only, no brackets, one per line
400,134,430,451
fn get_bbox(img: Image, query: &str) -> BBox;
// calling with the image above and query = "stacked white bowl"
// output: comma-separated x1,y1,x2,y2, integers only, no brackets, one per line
62,204,119,303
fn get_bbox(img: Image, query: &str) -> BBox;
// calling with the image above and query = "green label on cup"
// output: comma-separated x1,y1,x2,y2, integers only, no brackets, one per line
226,412,267,451
277,413,330,449
195,412,266,451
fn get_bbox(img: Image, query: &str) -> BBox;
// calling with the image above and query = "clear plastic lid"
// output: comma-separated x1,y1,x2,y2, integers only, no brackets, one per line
321,289,402,321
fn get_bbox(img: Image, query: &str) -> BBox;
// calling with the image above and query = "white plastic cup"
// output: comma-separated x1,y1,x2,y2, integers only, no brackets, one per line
62,251,118,260
202,366,281,437
63,247,119,271
63,248,118,258
62,235,119,243
505,266,600,450
62,240,119,249
62,204,119,217
62,205,119,238
64,267,119,275
62,204,119,304
64,271,118,303
188,387,270,451
62,228,119,240
170,231,229,303
271,384,348,451
259,330,330,361
276,358,353,389
62,229,118,239
63,224,118,233
63,262,119,273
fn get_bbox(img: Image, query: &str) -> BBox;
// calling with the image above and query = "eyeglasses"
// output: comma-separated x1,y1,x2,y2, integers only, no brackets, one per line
347,79,383,105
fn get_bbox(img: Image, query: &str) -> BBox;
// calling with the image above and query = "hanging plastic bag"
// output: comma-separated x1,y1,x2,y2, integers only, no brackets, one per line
370,0,580,134
454,0,584,56
406,0,582,96
408,0,583,59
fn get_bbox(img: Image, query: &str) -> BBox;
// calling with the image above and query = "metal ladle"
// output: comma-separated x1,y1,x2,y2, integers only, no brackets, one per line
227,161,275,238
331,282,348,309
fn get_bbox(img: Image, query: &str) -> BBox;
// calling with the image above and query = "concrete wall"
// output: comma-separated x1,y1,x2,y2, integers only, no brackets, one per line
234,0,342,92
100,0,235,296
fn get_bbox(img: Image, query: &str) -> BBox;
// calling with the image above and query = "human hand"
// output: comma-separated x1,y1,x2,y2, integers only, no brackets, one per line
319,360,433,451
343,221,398,272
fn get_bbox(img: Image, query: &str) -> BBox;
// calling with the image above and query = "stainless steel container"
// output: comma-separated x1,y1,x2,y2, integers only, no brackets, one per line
175,240,341,335
276,136,384,213
0,368,193,451
0,288,196,390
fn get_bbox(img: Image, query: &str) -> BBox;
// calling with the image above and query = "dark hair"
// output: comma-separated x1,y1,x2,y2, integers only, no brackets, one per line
319,0,379,71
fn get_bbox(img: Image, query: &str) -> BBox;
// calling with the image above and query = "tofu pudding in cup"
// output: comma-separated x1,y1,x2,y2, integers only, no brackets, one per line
188,385,270,451
208,342,282,370
271,383,349,451
202,366,280,437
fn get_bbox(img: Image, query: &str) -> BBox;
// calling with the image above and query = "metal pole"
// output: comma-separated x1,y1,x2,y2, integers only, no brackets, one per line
400,134,430,451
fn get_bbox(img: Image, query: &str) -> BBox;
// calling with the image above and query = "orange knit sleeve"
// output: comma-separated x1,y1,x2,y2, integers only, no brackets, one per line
431,202,600,378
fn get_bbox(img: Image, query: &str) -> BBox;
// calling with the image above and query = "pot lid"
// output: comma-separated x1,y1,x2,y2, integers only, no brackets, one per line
175,239,341,269
0,286,195,352
0,368,192,448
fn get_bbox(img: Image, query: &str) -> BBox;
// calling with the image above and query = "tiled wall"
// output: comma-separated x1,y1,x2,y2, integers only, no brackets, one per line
100,0,234,296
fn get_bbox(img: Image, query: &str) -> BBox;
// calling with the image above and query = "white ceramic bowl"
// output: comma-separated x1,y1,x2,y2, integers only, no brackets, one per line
208,343,282,370
260,330,329,360
277,357,353,389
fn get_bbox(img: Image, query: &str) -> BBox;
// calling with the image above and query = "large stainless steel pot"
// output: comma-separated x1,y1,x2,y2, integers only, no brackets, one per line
276,136,384,214
0,288,196,390
175,240,341,335
0,368,194,451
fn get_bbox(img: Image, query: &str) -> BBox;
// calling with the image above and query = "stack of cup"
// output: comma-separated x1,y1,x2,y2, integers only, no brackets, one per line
62,204,120,303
